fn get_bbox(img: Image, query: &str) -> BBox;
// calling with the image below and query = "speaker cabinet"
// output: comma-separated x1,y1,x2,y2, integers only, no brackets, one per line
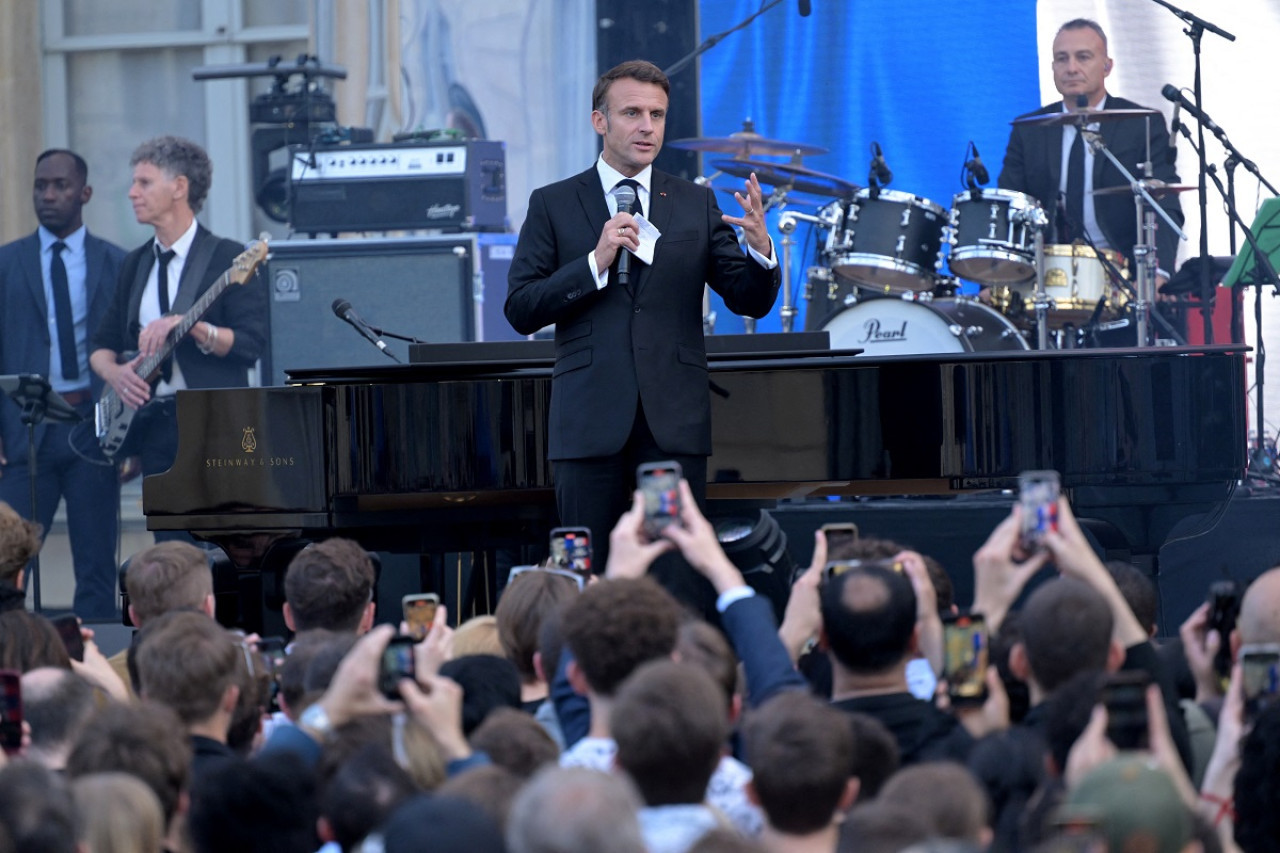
263,234,521,385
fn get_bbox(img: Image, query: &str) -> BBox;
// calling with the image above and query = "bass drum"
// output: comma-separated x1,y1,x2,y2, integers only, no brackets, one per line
822,296,1029,355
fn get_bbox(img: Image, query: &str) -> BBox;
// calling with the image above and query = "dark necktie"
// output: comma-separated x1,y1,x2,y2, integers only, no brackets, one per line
156,247,177,381
616,178,644,218
156,247,177,315
1064,130,1085,243
50,241,79,381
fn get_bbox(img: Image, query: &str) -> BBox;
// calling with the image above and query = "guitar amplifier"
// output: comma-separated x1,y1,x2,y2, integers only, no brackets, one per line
288,140,507,234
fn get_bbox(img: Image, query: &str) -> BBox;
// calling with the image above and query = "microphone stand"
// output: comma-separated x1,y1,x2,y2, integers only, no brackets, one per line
1173,120,1280,478
1172,98,1279,349
1148,0,1235,344
368,325,428,344
0,375,82,612
663,0,787,78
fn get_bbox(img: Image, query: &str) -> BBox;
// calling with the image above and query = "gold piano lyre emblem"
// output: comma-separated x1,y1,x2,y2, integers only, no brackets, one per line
241,426,258,453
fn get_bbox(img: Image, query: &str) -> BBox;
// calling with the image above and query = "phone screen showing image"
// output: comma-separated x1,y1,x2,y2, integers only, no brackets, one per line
943,614,988,706
403,595,440,641
550,528,593,576
638,462,683,540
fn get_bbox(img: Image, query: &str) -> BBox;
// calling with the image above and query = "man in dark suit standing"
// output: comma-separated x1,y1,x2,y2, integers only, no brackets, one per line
0,150,126,618
999,18,1183,284
91,136,267,540
505,60,780,588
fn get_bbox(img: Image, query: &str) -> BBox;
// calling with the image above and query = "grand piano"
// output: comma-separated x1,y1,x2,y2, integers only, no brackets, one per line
144,339,1247,632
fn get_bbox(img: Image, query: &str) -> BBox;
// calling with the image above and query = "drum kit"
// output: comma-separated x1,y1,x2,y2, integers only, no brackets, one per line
670,113,1193,354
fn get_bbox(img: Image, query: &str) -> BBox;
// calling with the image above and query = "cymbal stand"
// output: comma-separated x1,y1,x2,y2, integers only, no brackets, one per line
741,185,791,335
778,213,798,333
1015,205,1052,349
1081,123,1187,346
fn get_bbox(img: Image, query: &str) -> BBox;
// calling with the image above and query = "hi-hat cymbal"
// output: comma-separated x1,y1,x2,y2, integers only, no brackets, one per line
710,158,857,197
1091,181,1198,197
1012,107,1159,127
669,132,827,158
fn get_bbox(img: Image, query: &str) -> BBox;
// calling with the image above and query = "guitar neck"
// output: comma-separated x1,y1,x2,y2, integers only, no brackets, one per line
135,270,230,380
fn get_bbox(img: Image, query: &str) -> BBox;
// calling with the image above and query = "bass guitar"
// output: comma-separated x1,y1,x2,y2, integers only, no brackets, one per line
95,235,269,460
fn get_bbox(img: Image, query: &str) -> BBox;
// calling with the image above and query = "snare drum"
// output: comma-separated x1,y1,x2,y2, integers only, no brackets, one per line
947,189,1041,285
824,189,947,295
822,296,1028,354
1011,244,1129,326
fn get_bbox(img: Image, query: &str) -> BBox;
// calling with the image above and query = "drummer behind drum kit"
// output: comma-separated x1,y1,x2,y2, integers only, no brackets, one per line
671,110,1192,355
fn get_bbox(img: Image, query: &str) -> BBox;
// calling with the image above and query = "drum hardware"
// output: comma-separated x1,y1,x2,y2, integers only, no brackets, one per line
1075,120,1188,346
778,212,800,333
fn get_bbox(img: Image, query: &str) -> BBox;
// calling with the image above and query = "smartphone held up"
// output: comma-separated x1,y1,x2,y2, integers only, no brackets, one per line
637,461,683,540
1018,470,1060,551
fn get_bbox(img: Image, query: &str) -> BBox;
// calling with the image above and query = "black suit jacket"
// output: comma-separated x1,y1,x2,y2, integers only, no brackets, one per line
91,224,267,390
998,96,1183,273
505,167,780,460
0,230,125,456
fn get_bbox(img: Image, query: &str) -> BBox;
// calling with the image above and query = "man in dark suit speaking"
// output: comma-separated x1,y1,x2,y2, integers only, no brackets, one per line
505,60,780,579
999,18,1183,283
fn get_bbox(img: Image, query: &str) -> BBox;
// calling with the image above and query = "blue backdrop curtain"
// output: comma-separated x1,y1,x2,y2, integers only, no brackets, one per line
696,0,1042,332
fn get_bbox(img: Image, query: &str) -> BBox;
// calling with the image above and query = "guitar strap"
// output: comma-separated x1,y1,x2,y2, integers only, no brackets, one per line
171,230,219,316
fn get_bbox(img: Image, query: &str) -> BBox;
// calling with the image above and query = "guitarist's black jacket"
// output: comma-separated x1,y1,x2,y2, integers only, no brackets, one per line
91,225,267,390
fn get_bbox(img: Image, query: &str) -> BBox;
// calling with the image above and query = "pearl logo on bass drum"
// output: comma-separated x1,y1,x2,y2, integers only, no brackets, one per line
857,318,909,344
822,297,1029,355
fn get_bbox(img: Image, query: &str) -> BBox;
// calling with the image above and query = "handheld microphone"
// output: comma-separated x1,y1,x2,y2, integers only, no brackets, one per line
798,0,811,16
869,142,893,186
332,299,401,362
614,183,637,286
1160,84,1223,137
965,142,990,186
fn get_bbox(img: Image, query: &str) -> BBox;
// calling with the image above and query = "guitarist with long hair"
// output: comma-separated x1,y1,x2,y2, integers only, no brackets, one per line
90,136,267,538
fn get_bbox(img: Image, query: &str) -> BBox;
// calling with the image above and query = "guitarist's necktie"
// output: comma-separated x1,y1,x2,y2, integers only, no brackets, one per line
156,246,177,381
50,241,79,381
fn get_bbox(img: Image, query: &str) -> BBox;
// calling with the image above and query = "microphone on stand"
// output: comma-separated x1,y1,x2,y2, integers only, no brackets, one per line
868,142,892,191
614,183,637,287
1160,84,1224,137
964,141,990,189
332,299,401,362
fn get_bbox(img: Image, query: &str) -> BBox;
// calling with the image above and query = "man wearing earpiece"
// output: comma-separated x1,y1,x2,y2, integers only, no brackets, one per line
998,18,1183,283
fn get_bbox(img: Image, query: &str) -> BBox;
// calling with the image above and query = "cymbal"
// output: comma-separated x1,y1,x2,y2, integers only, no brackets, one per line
710,158,858,197
1091,181,1198,197
1012,107,1159,127
669,132,827,157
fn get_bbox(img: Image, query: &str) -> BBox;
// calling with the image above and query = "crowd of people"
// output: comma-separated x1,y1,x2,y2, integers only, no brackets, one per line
0,479,1277,853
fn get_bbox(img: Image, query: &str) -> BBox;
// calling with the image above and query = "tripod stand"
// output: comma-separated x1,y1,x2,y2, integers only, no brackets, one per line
0,375,82,611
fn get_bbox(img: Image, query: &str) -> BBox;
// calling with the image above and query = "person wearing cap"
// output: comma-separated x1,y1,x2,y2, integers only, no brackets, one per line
1058,754,1195,853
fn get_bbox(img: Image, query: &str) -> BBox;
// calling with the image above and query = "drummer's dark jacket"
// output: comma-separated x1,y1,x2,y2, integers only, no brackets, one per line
504,166,780,461
998,96,1183,275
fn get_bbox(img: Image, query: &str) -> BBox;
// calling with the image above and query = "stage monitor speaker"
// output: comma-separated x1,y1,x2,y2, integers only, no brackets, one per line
264,237,488,386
